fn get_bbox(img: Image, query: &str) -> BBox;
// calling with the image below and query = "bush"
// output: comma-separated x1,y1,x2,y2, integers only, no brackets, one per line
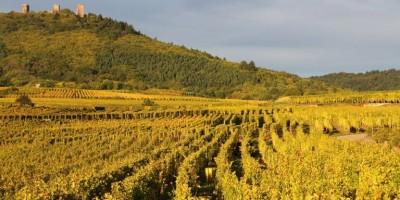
15,95,34,107
142,98,156,107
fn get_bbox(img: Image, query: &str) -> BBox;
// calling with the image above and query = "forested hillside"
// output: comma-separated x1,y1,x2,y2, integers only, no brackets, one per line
0,9,341,99
311,69,400,91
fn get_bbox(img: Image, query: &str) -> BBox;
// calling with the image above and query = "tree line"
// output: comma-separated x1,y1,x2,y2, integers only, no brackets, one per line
311,69,400,91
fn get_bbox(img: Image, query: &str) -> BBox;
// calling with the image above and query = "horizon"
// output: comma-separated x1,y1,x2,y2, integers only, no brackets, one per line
1,1,400,78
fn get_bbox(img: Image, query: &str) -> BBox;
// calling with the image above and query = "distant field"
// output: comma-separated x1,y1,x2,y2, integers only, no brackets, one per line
289,90,400,104
0,98,266,113
2,87,207,100
0,97,215,109
0,87,269,111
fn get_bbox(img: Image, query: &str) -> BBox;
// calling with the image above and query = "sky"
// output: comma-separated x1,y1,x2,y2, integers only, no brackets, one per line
2,0,400,77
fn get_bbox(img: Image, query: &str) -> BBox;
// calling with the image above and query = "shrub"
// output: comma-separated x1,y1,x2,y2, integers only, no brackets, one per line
15,95,34,107
142,98,156,107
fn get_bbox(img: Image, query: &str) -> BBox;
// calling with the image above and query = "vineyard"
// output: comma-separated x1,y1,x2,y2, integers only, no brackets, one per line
1,88,211,101
1,101,400,199
289,90,400,104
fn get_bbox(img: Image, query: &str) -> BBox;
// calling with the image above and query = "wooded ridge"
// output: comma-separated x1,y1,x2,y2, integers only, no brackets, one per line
0,9,341,100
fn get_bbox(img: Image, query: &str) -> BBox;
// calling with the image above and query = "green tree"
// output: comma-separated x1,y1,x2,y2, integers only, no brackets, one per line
248,61,257,71
239,60,257,71
239,61,248,70
0,39,7,58
142,98,156,107
15,95,34,107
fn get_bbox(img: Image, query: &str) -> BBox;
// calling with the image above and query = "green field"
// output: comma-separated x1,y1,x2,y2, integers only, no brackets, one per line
1,89,400,199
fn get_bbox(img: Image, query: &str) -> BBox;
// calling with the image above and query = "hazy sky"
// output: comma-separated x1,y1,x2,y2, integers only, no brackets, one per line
2,1,400,77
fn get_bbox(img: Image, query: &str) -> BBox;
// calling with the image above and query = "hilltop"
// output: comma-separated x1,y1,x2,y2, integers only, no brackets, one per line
311,69,400,91
0,9,341,100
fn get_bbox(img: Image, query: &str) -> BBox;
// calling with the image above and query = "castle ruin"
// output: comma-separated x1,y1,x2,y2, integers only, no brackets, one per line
22,4,29,13
20,4,85,17
76,4,84,17
53,4,60,14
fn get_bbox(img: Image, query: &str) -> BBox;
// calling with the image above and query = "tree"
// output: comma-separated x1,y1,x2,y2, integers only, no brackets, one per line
15,95,34,107
239,60,257,71
248,61,257,71
142,98,156,107
0,39,7,58
239,61,248,70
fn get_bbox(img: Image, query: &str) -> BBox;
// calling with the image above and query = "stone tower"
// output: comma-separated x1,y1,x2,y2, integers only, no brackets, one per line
53,4,60,14
22,4,29,14
76,4,84,17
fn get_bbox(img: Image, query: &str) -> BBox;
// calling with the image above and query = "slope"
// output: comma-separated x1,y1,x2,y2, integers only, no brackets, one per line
311,69,400,91
0,9,341,100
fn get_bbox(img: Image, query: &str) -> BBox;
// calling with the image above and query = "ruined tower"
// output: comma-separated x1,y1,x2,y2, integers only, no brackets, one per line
76,4,84,17
22,4,29,14
53,4,60,14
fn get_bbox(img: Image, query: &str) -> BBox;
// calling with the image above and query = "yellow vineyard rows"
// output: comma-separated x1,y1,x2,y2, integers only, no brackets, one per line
6,88,214,101
290,90,400,104
0,106,399,199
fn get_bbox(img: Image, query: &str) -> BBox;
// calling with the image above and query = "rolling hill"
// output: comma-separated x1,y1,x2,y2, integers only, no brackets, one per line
0,9,342,100
311,69,400,91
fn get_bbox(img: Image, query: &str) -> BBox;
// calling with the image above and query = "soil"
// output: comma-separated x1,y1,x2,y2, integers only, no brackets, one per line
337,134,375,143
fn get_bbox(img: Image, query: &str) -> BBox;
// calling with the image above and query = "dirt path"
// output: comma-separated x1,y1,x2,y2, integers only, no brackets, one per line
337,134,375,143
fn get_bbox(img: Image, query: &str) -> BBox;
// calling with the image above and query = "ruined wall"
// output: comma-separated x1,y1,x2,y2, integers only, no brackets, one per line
76,4,84,17
53,4,60,14
22,4,29,13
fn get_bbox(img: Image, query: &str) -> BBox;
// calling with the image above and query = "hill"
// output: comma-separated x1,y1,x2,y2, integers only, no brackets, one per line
0,9,341,100
311,69,400,91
